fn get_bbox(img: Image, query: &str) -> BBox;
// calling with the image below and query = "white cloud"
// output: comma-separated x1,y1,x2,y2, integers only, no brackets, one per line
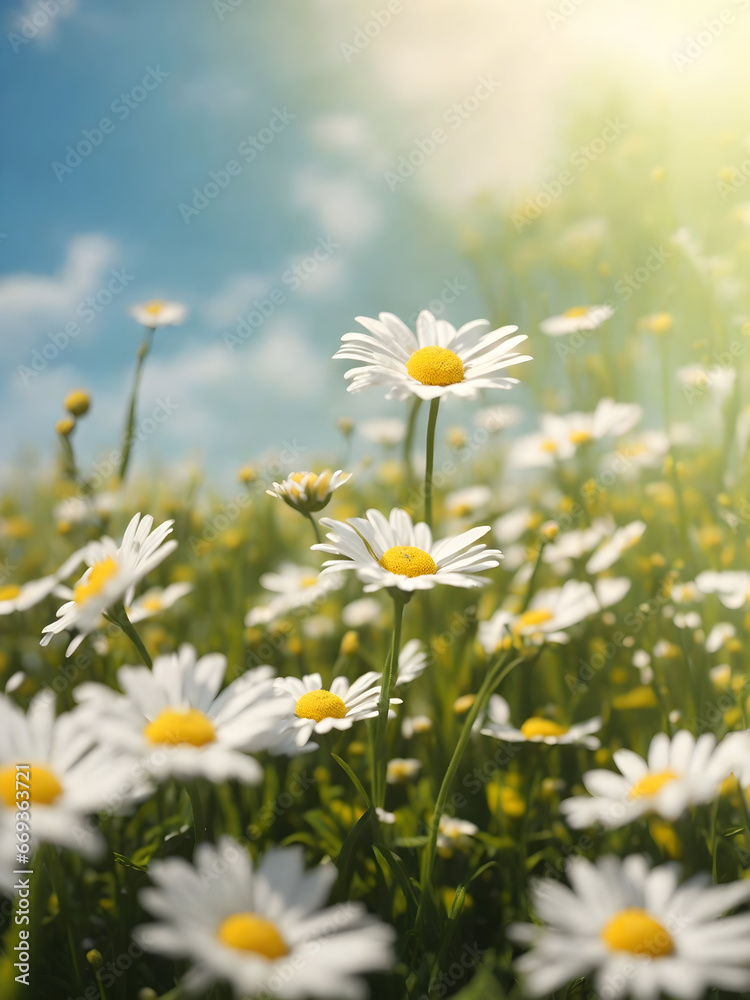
202,271,274,328
0,233,118,333
293,169,383,244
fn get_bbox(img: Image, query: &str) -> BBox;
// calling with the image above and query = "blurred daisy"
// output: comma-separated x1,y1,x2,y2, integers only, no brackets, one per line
478,580,603,651
542,521,612,566
333,309,531,401
540,304,613,336
396,638,429,685
510,853,750,999
0,693,141,892
315,507,503,594
481,694,602,749
74,644,288,784
386,757,421,783
474,404,522,432
0,575,65,617
267,470,351,513
444,485,492,519
245,564,344,627
560,731,728,829
40,513,177,654
359,418,406,446
509,401,641,468
437,816,478,855
341,597,382,627
129,300,187,328
135,837,394,999
695,570,750,609
127,582,192,624
586,520,646,574
705,622,735,653
493,506,535,544
273,670,401,753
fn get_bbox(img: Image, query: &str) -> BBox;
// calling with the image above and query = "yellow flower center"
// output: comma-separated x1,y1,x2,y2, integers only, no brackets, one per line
216,913,289,959
295,689,347,723
144,300,165,315
406,346,465,386
0,764,63,807
600,907,674,958
540,439,558,453
628,769,678,800
569,430,593,445
520,717,569,739
143,708,216,746
142,596,163,612
301,575,318,588
379,546,438,578
0,585,21,601
289,471,313,485
73,557,118,606
563,306,589,318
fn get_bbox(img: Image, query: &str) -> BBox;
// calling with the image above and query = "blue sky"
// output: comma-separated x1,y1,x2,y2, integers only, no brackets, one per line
3,0,749,489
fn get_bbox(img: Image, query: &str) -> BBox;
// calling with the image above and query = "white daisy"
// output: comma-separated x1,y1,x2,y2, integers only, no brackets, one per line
473,404,523,432
586,520,647,574
267,470,352,513
539,303,614,336
509,401,641,469
129,299,188,328
244,563,344,627
40,513,177,653
541,521,612,566
341,597,383,628
493,506,535,545
314,507,503,594
0,576,64,617
0,693,142,892
359,417,406,446
74,644,289,784
705,622,735,653
478,580,603,651
272,671,401,753
510,853,750,999
437,816,478,855
386,758,421,783
560,731,729,829
127,582,193,624
333,309,532,401
695,570,750,609
134,837,395,1000
444,485,492,519
481,694,602,749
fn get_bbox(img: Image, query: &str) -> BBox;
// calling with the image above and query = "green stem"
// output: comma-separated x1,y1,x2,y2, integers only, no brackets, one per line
424,398,440,529
118,327,154,483
304,510,322,546
44,844,82,986
415,653,522,935
104,601,152,667
187,781,207,843
373,596,406,809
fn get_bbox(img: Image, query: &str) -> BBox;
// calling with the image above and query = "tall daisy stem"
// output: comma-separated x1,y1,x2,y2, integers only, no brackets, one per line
415,652,522,935
187,780,207,843
304,511,322,545
373,595,405,809
118,326,154,483
424,398,440,529
105,601,152,668
403,396,423,487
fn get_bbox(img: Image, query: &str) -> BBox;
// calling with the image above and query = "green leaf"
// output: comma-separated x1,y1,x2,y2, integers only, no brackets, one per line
372,844,419,918
331,753,371,807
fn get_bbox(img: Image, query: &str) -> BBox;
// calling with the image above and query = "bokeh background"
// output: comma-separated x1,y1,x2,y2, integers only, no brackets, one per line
4,0,750,487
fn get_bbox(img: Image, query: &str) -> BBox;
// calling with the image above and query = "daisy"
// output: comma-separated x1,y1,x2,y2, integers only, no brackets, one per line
333,309,532,401
342,597,383,628
560,730,729,829
129,299,187,328
359,417,406,446
478,580,604,651
272,670,401,753
0,575,65,617
541,521,612,566
473,404,522,432
481,694,602,748
444,485,492,519
586,520,646,574
386,758,421,783
0,693,142,892
40,513,177,654
267,470,352,513
395,638,429,685
127,582,192,624
510,853,750,999
314,507,503,594
134,837,395,1000
74,644,289,784
695,570,750,609
244,563,344,627
436,816,478,856
539,303,613,336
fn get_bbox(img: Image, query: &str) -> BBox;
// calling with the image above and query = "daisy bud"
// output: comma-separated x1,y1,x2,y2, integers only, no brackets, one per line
539,521,559,541
337,417,355,437
339,630,359,656
64,388,91,417
55,417,75,437
453,693,476,715
86,949,103,970
238,464,257,484
267,470,352,513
